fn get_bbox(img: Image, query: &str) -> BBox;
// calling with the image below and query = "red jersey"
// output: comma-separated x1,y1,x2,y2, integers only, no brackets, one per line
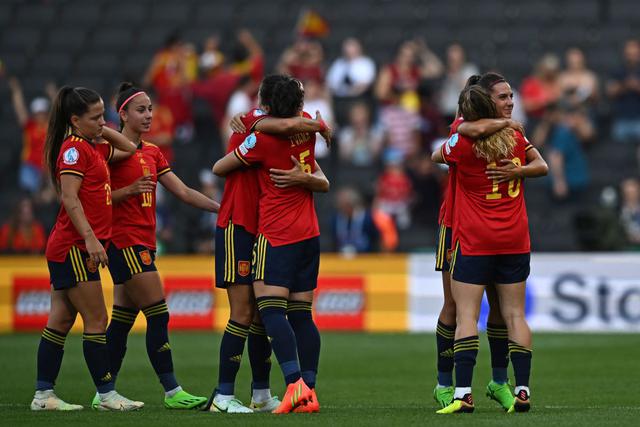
45,135,113,262
109,141,171,250
442,130,533,255
438,117,464,227
22,119,47,169
0,222,46,253
216,108,269,234
234,113,320,246
145,104,175,165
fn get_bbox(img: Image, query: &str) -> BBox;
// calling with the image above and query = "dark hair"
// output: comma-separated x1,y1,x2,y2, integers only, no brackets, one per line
115,82,144,129
44,86,101,187
258,74,288,111
269,77,304,118
477,72,507,91
464,74,482,89
458,85,515,162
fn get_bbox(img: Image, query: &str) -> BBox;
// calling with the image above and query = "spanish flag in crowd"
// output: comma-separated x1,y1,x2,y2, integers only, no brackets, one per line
297,9,329,38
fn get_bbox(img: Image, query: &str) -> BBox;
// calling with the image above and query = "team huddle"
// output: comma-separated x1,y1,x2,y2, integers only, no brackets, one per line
32,71,545,415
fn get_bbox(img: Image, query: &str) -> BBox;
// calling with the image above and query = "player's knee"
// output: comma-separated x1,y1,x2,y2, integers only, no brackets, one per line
487,308,506,324
230,304,254,325
83,311,108,332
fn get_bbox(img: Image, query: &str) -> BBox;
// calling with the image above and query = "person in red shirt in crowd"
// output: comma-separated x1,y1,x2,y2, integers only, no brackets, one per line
8,77,52,194
0,196,45,254
103,82,219,410
143,33,195,142
433,85,548,415
207,74,330,413
278,38,325,83
374,149,413,229
213,76,329,414
32,86,141,412
433,72,533,410
192,30,264,128
143,100,175,166
520,54,563,122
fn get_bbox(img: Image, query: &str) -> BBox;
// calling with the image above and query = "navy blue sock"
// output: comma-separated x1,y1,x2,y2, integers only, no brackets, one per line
143,300,178,392
287,301,320,388
256,297,300,385
36,327,67,390
487,323,509,384
106,305,138,381
509,341,532,387
82,333,115,393
248,322,272,390
453,335,479,388
217,320,249,395
435,321,455,387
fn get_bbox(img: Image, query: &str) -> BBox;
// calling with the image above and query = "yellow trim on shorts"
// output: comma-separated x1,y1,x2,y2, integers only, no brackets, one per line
449,241,460,276
70,246,87,282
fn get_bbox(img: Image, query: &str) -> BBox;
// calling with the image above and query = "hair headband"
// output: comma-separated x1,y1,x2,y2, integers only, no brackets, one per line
118,91,145,113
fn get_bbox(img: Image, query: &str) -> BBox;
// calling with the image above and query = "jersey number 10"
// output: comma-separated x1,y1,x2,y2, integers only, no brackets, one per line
486,158,521,200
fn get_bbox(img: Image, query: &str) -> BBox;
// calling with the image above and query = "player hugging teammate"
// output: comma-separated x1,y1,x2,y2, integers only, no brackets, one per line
209,74,331,414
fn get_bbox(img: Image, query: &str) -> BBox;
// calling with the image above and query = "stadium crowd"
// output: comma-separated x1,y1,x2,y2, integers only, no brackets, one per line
2,26,640,254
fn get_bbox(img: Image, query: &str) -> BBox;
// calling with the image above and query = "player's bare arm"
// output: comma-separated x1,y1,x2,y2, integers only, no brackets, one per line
212,151,244,177
486,147,548,183
458,118,523,139
269,157,330,192
59,174,108,267
111,176,156,204
158,172,220,213
101,126,137,162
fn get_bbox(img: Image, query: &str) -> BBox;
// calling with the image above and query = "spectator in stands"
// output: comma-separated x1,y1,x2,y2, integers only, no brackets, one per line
379,85,421,159
535,103,593,200
220,76,256,144
607,39,640,143
520,54,563,125
192,30,264,127
338,102,384,166
559,47,599,108
278,38,325,82
326,37,376,99
0,196,46,254
143,32,195,143
199,34,225,78
438,43,479,124
619,177,640,247
145,95,176,166
8,77,51,194
332,187,380,254
375,149,413,229
417,81,448,149
406,153,442,226
375,39,443,111
303,78,335,159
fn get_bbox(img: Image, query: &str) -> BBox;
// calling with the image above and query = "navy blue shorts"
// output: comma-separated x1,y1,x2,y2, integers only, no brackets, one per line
450,242,530,285
107,244,157,284
215,222,255,288
47,246,101,290
252,234,319,293
435,225,453,272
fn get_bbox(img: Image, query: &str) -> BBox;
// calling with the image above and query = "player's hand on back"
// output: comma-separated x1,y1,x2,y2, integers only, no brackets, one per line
269,156,309,188
486,159,522,183
230,113,247,133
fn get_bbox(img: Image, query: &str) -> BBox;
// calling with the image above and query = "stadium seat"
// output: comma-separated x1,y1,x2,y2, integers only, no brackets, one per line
103,3,148,26
91,28,135,54
610,0,640,23
37,54,73,79
74,53,121,76
13,3,58,25
193,2,235,25
0,3,15,26
136,26,177,51
59,2,103,26
0,27,42,54
149,3,193,24
0,53,29,76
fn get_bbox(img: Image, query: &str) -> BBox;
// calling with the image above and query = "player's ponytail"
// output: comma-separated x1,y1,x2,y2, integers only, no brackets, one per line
115,82,144,130
44,86,101,187
258,74,288,112
464,74,482,88
458,85,515,163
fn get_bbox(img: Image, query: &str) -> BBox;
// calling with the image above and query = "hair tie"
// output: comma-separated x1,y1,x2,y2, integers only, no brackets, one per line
118,91,145,113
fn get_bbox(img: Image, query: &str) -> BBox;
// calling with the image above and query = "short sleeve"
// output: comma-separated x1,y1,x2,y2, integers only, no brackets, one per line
233,132,267,166
58,141,90,179
95,142,114,162
155,148,171,177
242,108,269,131
449,117,464,136
441,132,462,165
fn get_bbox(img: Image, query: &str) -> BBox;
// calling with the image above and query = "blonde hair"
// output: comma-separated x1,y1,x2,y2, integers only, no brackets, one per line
458,85,516,163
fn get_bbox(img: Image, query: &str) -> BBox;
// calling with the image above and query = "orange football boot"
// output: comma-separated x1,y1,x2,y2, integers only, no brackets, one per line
272,379,312,414
293,388,320,413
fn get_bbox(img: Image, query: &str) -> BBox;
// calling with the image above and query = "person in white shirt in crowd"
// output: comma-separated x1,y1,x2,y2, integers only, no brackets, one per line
326,38,376,99
439,43,480,123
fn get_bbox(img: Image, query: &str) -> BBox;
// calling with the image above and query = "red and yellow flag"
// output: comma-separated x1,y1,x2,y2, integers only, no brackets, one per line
297,9,329,38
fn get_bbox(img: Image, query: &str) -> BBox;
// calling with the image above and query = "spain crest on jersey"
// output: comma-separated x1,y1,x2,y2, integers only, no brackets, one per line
139,250,152,266
238,260,250,277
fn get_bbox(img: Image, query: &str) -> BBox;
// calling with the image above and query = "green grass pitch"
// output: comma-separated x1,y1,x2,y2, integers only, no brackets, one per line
0,332,638,426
